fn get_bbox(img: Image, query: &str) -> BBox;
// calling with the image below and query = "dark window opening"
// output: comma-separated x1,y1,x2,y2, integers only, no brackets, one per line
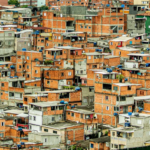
51,106,56,111
103,84,112,90
128,86,131,90
60,92,69,98
24,98,27,101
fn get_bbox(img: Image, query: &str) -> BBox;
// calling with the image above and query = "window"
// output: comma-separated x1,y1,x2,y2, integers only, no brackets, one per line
47,81,50,84
27,74,29,78
112,132,115,136
30,125,32,129
137,120,142,124
90,144,94,148
61,72,64,76
41,40,44,43
68,72,71,76
47,72,49,76
92,65,97,68
128,133,132,137
45,138,47,143
89,87,94,92
71,113,74,117
119,26,123,30
133,6,137,11
33,116,36,121
27,65,29,69
9,92,14,97
105,96,108,100
114,107,119,111
84,80,87,84
140,91,144,95
34,84,37,86
1,83,4,87
19,65,21,69
128,86,131,90
52,117,55,121
120,96,126,101
1,122,4,126
44,129,48,132
53,130,57,134
1,93,3,95
27,56,29,60
88,56,91,59
29,116,32,120
68,81,70,85
51,106,56,111
81,114,83,118
113,86,118,91
106,106,109,110
68,112,70,115
35,70,38,74
147,57,149,60
110,42,113,45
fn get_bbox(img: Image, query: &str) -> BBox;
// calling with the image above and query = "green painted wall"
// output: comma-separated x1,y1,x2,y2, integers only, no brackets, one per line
137,15,150,35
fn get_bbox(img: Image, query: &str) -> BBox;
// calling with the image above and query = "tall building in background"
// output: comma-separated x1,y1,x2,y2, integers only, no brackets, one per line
0,0,8,6
18,0,46,7
18,0,37,6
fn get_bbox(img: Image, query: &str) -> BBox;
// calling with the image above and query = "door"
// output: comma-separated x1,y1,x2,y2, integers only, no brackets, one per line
123,106,128,113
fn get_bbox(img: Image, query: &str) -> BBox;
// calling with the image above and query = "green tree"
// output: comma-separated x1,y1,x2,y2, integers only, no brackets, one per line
8,0,20,7
116,74,124,82
40,5,49,11
21,5,28,8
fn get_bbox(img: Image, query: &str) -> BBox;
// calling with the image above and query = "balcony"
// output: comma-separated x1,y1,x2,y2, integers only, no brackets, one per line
111,137,127,145
66,26,74,31
116,99,134,106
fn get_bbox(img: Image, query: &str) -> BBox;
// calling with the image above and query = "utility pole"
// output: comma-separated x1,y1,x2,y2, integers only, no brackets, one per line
30,0,32,6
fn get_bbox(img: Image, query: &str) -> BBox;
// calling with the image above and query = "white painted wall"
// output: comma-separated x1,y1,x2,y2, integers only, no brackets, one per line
37,0,46,7
124,62,138,69
29,110,42,126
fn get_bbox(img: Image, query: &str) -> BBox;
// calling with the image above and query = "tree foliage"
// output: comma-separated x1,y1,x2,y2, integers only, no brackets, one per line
21,5,28,8
8,0,20,7
116,74,124,82
40,5,49,11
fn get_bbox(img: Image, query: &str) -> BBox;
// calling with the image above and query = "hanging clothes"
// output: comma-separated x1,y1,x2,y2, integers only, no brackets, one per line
90,114,93,119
